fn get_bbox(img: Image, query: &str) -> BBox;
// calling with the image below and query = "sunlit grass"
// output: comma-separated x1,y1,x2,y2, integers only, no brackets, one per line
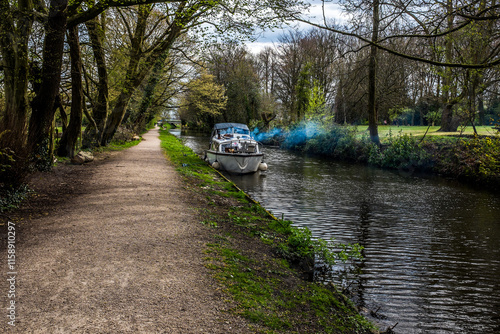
355,125,499,140
106,139,142,151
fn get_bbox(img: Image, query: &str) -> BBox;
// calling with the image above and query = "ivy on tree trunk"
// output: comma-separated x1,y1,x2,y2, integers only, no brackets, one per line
28,0,68,168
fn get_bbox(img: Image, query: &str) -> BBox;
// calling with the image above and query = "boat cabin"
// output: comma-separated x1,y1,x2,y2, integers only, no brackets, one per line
209,123,259,154
205,122,267,173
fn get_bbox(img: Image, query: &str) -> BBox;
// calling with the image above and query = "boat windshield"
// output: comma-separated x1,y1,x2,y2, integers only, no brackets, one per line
219,127,250,136
234,127,250,135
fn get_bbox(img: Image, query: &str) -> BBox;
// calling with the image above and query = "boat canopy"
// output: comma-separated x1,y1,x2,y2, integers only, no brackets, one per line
213,123,249,131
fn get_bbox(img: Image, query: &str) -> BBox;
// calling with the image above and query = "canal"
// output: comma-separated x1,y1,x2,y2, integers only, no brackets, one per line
172,129,500,333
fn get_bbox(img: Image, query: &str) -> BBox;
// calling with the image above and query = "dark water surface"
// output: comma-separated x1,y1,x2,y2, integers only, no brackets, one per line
173,129,500,333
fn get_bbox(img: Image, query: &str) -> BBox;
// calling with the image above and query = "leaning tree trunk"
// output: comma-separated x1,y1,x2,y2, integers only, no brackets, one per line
100,4,185,145
58,25,83,158
100,5,150,145
101,85,136,145
133,49,170,133
367,0,380,145
27,0,68,168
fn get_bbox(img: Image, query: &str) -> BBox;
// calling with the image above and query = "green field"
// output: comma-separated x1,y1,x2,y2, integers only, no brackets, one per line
355,125,499,140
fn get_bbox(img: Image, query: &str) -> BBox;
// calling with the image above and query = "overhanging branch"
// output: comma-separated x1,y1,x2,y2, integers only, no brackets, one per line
296,18,500,69
68,0,181,27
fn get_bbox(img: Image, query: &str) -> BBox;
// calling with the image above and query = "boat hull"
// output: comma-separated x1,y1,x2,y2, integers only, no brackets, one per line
206,150,264,174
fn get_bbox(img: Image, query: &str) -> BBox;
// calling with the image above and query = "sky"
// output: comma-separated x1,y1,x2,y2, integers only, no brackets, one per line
245,0,347,54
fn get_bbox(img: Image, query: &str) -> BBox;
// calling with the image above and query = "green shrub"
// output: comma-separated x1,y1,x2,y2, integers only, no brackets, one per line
369,131,431,170
454,136,500,179
274,223,364,268
0,145,15,174
284,122,372,162
0,184,31,212
0,131,30,189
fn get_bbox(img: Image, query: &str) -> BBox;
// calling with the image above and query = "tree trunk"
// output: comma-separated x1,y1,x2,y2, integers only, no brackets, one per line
367,0,380,145
27,0,68,168
100,5,150,145
58,25,83,158
438,0,458,132
133,49,170,133
0,0,33,151
55,95,68,134
101,86,136,145
82,17,109,147
439,103,454,131
478,97,485,125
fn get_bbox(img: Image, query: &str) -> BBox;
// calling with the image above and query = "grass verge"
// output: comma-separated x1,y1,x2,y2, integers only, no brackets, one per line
159,128,377,334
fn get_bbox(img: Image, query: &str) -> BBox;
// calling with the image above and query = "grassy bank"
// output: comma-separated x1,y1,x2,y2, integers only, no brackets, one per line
159,128,377,334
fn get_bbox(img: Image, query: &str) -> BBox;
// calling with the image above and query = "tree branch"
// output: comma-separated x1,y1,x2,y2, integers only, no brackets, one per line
68,0,180,27
296,18,500,69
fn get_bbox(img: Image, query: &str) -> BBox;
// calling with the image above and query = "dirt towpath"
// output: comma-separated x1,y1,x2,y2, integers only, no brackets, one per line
1,128,250,333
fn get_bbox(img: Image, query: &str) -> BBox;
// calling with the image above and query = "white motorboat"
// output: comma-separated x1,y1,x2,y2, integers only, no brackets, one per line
205,123,268,174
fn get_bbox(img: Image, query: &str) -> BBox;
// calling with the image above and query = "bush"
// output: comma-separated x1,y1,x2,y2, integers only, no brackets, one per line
273,222,363,269
0,131,30,189
368,131,431,170
0,144,15,176
0,184,31,212
454,136,500,179
282,122,372,162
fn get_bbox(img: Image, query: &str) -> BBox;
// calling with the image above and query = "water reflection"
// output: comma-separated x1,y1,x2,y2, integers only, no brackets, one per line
174,130,500,333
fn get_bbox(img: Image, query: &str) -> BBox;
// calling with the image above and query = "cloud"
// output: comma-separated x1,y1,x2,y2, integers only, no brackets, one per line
245,41,278,54
245,1,347,54
307,1,346,24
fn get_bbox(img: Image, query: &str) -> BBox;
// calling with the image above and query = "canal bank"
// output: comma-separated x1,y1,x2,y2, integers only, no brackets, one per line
253,123,500,191
159,128,378,333
1,128,253,333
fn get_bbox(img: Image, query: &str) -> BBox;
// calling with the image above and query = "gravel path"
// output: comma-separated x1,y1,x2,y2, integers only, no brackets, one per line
1,128,250,333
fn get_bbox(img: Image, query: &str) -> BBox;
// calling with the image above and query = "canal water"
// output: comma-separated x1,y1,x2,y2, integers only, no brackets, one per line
172,129,500,333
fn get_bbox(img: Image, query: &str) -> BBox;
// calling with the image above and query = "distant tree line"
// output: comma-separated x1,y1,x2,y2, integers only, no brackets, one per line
180,0,500,145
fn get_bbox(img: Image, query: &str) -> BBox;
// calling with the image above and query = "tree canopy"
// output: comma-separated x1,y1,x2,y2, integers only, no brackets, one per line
0,0,308,187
